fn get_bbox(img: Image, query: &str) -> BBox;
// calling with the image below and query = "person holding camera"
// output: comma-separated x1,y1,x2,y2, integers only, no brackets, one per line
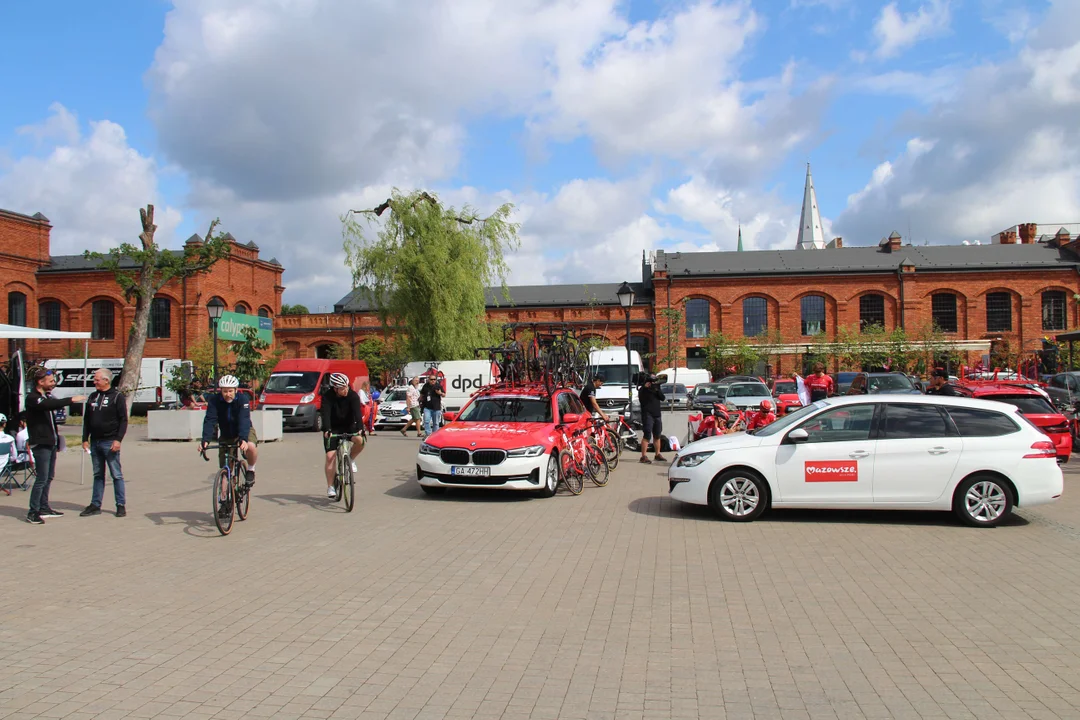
636,374,666,464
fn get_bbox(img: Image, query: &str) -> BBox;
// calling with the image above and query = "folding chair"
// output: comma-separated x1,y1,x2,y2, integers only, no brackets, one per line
9,446,34,492
0,441,15,495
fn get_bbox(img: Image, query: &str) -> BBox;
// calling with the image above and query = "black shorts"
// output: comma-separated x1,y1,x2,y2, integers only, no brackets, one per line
642,414,663,441
324,433,359,452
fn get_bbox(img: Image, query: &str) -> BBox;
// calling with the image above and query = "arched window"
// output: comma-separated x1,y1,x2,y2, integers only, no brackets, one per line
1043,291,1067,331
7,292,27,326
39,301,61,331
931,293,958,333
743,297,767,337
148,297,171,339
685,298,710,339
985,292,1012,332
92,300,115,340
859,294,885,331
234,303,249,314
629,335,649,358
258,307,271,318
316,343,339,359
800,295,825,336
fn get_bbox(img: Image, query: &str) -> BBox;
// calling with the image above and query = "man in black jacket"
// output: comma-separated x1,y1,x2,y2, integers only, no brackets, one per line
925,368,961,396
636,375,666,464
79,369,128,517
25,367,85,525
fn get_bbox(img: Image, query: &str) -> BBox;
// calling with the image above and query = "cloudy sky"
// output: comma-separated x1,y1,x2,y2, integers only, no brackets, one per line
1,0,1076,309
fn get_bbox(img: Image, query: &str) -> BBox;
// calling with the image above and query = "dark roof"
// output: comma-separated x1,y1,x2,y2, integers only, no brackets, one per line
185,233,203,244
38,251,185,273
334,282,651,313
246,240,259,250
0,208,50,224
655,242,1080,277
268,257,281,266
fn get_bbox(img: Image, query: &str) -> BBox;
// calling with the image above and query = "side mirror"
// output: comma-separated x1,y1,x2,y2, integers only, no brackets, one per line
787,428,809,442
561,413,581,424
443,411,458,422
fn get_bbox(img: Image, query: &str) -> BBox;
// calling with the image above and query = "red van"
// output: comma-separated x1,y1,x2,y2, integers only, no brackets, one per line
259,359,369,431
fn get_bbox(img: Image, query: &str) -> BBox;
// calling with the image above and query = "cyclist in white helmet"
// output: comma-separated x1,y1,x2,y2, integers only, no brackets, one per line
320,372,364,500
199,375,259,487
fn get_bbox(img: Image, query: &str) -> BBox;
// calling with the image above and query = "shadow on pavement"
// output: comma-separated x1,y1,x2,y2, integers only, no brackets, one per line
384,475,535,503
144,511,220,538
627,496,714,520
257,493,341,513
0,503,31,523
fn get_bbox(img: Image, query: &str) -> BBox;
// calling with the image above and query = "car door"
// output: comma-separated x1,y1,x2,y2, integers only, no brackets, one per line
773,403,878,504
872,403,962,504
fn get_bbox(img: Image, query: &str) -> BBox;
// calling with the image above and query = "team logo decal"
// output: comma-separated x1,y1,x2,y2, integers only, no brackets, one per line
804,461,858,482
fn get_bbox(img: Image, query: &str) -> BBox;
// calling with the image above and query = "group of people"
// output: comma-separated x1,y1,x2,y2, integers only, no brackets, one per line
399,373,446,438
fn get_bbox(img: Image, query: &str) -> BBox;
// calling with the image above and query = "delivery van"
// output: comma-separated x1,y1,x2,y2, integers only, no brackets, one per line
260,359,369,431
655,367,711,392
45,357,188,415
400,360,494,413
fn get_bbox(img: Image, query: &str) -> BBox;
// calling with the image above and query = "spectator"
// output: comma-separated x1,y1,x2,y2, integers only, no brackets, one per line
0,413,16,476
401,377,423,437
25,367,85,525
79,368,128,518
368,384,381,435
420,373,445,437
925,368,961,396
358,381,373,436
14,419,30,463
636,375,666,464
805,363,835,402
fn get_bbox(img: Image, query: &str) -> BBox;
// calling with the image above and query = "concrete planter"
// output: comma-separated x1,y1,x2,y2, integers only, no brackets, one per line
148,410,283,442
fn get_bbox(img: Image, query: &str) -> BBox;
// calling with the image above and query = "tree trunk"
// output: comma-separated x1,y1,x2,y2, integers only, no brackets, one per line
117,205,157,408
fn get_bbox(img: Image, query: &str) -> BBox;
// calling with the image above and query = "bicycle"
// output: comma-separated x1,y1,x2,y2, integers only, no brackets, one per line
200,441,250,536
588,415,622,471
555,425,608,494
327,433,357,512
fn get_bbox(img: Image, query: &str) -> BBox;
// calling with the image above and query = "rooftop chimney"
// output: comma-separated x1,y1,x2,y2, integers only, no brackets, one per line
1019,223,1037,244
879,231,902,253
998,229,1018,245
827,237,843,249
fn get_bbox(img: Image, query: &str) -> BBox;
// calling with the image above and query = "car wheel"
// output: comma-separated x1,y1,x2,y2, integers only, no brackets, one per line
536,452,560,498
953,475,1013,527
708,470,767,522
313,412,323,433
420,485,446,496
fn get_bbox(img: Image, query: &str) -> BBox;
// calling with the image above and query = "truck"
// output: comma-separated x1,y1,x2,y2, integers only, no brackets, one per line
399,360,495,413
44,357,189,415
588,347,645,425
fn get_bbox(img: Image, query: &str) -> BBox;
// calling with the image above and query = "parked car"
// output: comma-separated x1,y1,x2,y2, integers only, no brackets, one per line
721,381,773,413
966,384,1072,463
655,368,711,393
373,386,410,430
771,377,802,415
660,383,690,410
691,383,726,411
865,372,923,395
668,395,1063,527
1044,371,1080,408
715,375,761,386
833,371,861,395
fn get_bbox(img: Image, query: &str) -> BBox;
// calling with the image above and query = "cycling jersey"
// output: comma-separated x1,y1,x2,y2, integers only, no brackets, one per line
805,374,834,401
746,411,776,430
320,389,363,434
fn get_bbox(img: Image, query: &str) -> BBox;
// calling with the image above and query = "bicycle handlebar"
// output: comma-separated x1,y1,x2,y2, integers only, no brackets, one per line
199,442,240,462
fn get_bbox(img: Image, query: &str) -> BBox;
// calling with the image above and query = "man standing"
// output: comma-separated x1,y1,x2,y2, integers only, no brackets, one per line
580,375,607,421
636,375,666,464
805,363,835,402
420,373,445,437
80,368,128,518
25,367,85,525
401,377,423,437
925,368,961,396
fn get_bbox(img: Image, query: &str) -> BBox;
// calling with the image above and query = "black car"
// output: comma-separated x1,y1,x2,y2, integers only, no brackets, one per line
690,383,726,410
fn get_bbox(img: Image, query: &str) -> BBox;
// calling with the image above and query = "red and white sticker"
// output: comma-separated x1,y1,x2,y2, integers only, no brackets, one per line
804,461,858,482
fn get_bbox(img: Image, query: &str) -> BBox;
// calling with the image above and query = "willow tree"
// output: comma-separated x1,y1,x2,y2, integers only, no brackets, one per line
342,190,519,360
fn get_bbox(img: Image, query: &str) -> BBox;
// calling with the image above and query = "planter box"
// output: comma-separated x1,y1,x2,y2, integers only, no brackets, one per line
148,410,282,442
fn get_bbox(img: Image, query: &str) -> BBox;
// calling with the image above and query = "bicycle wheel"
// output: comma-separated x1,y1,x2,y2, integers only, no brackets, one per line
586,439,609,486
572,349,589,386
558,449,584,495
343,455,355,512
601,427,621,471
235,464,250,521
212,468,234,536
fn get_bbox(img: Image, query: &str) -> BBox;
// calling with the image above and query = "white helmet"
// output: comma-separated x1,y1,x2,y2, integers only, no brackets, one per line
218,375,240,388
0,413,6,425
329,372,350,388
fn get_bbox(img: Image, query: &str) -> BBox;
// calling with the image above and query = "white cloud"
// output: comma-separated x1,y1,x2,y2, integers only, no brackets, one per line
0,104,182,255
872,1,951,59
851,67,960,103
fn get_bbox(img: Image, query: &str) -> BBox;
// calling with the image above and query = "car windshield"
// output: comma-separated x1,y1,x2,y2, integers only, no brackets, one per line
264,371,321,393
773,381,797,394
457,397,553,423
989,394,1057,415
661,384,687,394
752,401,827,437
590,365,632,385
868,374,915,392
727,383,770,397
694,384,723,396
384,390,408,402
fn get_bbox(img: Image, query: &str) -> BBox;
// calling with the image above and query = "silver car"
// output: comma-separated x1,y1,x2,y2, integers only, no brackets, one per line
661,383,690,410
722,381,773,413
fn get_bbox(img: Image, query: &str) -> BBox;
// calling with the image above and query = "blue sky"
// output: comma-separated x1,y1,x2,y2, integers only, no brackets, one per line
1,0,1074,307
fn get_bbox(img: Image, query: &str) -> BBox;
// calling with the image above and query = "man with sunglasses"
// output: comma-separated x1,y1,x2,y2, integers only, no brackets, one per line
25,368,85,525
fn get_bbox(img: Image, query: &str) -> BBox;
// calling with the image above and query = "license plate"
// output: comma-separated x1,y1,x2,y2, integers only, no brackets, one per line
450,466,490,477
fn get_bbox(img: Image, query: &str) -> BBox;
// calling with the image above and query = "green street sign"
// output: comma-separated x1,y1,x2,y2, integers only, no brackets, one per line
215,311,273,344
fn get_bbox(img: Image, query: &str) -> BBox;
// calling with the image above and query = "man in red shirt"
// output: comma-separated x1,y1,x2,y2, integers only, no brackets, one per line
746,400,777,431
805,363,835,402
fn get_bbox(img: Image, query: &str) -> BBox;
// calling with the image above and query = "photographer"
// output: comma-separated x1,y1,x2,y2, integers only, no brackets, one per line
636,374,666,464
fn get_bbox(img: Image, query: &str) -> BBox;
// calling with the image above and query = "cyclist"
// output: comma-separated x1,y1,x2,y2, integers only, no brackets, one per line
321,372,364,500
198,375,258,490
746,399,777,431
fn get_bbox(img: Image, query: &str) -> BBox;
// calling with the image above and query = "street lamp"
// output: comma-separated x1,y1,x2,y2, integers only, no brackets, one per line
207,298,225,384
616,281,636,416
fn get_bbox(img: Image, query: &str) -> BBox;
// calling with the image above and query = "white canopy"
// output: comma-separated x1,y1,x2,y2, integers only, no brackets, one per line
0,323,91,339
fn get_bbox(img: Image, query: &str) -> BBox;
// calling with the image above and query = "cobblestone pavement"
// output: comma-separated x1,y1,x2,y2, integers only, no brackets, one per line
3,423,1080,720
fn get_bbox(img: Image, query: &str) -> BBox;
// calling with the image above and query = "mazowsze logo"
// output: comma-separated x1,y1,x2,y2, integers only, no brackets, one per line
804,461,858,482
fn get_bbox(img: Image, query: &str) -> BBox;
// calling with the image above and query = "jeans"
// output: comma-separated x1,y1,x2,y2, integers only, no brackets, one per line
29,444,57,513
423,408,442,436
91,440,126,507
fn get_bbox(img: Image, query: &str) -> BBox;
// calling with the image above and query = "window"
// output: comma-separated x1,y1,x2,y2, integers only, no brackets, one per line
743,297,767,337
988,395,1055,415
793,404,876,443
1042,291,1067,331
685,298,710,339
946,407,1019,437
985,292,1012,332
881,404,950,439
38,301,61,331
859,294,885,331
800,295,825,336
92,300,115,340
628,336,649,360
234,304,249,314
931,293,958,333
566,393,586,414
258,307,271,318
148,297,171,339
557,392,575,419
7,292,26,326
686,347,706,370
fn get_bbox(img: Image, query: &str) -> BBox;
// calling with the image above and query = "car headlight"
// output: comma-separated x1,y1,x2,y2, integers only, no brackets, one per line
419,442,440,456
507,445,545,458
676,451,714,468
300,393,315,404
259,393,267,403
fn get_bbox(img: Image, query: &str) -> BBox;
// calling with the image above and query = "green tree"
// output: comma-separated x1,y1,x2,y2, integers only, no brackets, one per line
354,335,410,385
281,303,309,315
231,326,278,387
86,205,230,406
342,189,519,360
655,307,684,380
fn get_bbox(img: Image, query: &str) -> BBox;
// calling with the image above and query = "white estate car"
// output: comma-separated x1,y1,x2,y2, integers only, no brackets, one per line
668,395,1063,527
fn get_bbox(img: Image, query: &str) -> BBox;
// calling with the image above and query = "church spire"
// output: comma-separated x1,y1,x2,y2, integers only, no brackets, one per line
737,223,743,252
796,163,826,250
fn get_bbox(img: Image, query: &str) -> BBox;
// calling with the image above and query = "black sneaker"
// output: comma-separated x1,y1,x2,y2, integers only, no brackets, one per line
27,511,43,525
244,470,255,488
80,504,102,517
40,507,64,518
217,502,232,518
115,505,126,518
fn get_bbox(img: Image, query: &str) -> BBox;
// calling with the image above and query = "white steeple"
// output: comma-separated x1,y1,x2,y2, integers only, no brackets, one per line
796,163,826,250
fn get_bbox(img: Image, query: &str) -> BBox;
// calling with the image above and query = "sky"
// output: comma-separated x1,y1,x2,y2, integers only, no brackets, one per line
1,0,1076,310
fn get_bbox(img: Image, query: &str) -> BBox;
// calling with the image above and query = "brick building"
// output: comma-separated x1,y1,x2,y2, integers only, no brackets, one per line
1,207,284,363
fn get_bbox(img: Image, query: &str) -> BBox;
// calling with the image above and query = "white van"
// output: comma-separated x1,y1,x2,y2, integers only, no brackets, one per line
588,347,645,421
45,357,188,414
655,367,711,392
399,360,495,413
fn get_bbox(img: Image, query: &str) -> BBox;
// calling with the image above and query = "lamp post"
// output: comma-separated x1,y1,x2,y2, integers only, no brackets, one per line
207,299,225,384
616,281,636,417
